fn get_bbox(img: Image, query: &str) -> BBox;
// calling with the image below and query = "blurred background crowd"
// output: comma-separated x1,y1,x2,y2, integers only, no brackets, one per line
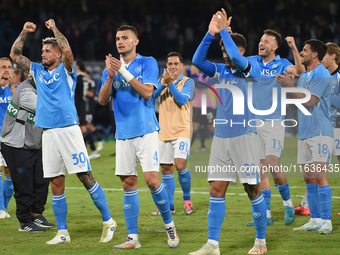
1,0,339,63
1,0,339,138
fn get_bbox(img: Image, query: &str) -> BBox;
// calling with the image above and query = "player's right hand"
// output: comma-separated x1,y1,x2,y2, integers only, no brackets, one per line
23,22,36,33
286,36,297,50
105,54,117,78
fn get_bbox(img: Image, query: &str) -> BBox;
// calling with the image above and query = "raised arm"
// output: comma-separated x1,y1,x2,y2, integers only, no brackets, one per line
10,22,35,74
45,19,74,72
285,36,305,77
216,9,248,71
192,16,220,77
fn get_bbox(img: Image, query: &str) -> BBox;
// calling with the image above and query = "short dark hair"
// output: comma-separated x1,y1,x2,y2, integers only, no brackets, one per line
117,25,138,38
263,29,282,47
220,33,247,52
304,39,327,61
76,59,86,72
166,52,183,63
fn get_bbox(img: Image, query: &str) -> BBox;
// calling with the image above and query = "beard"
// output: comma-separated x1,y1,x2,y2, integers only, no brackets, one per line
42,59,56,69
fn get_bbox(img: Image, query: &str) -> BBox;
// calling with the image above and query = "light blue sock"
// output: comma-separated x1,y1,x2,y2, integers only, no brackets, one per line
87,182,111,221
306,183,321,219
275,182,290,201
261,189,271,211
177,167,191,201
318,185,332,220
3,176,13,209
162,174,175,210
150,183,172,224
251,194,267,239
124,189,139,234
0,172,5,211
208,196,225,242
52,194,68,230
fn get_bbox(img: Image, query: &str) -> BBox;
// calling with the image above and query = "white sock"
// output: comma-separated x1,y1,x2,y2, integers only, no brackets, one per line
323,219,331,224
103,217,113,225
283,199,293,207
256,238,266,245
208,239,219,246
58,229,69,235
311,218,322,224
266,210,272,218
128,234,139,240
164,220,175,228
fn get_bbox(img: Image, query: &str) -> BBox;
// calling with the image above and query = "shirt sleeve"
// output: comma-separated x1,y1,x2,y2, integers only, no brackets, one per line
192,32,217,77
331,95,340,109
219,29,248,71
180,78,195,101
307,77,326,100
142,57,159,89
153,79,166,98
20,88,37,113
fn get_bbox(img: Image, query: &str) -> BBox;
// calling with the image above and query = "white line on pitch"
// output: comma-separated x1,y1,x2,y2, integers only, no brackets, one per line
65,186,340,199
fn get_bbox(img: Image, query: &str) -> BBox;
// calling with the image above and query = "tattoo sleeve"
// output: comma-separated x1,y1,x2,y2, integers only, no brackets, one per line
10,31,31,74
51,27,74,72
77,172,96,190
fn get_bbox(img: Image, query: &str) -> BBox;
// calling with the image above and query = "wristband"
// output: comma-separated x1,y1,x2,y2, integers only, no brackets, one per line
118,64,134,82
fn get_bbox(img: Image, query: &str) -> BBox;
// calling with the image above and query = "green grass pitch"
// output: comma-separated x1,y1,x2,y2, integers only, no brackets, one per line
1,136,340,254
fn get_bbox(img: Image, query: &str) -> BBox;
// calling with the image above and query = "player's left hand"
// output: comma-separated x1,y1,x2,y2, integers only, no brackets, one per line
163,69,175,86
45,19,56,30
276,71,295,87
215,8,232,31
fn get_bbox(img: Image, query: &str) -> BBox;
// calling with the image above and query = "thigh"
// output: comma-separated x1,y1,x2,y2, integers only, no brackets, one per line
173,137,190,161
257,120,285,158
307,136,333,163
333,128,340,156
229,133,261,185
136,131,160,172
115,139,139,176
208,136,237,183
159,141,174,164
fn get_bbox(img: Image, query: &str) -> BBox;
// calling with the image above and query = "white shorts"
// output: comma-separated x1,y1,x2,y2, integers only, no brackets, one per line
0,151,7,167
159,138,190,164
116,131,159,176
42,125,91,178
208,133,261,185
297,136,333,164
333,128,340,156
256,120,285,159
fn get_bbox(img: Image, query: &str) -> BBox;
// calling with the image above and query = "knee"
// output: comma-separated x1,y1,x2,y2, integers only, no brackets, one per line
146,179,160,190
175,159,187,171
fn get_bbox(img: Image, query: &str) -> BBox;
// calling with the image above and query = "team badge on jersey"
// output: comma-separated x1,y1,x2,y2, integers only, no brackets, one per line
135,66,142,73
113,81,121,89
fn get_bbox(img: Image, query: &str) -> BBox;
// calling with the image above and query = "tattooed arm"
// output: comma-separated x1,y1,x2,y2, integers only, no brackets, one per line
9,22,36,74
45,19,74,72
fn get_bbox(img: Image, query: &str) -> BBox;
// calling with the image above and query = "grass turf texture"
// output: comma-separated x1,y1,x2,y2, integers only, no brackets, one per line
1,136,340,254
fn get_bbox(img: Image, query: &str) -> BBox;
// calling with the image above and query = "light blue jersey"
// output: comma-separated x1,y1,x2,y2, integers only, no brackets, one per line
247,55,292,120
192,31,261,138
298,63,333,139
101,54,160,139
0,85,14,131
329,67,340,127
30,62,78,129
